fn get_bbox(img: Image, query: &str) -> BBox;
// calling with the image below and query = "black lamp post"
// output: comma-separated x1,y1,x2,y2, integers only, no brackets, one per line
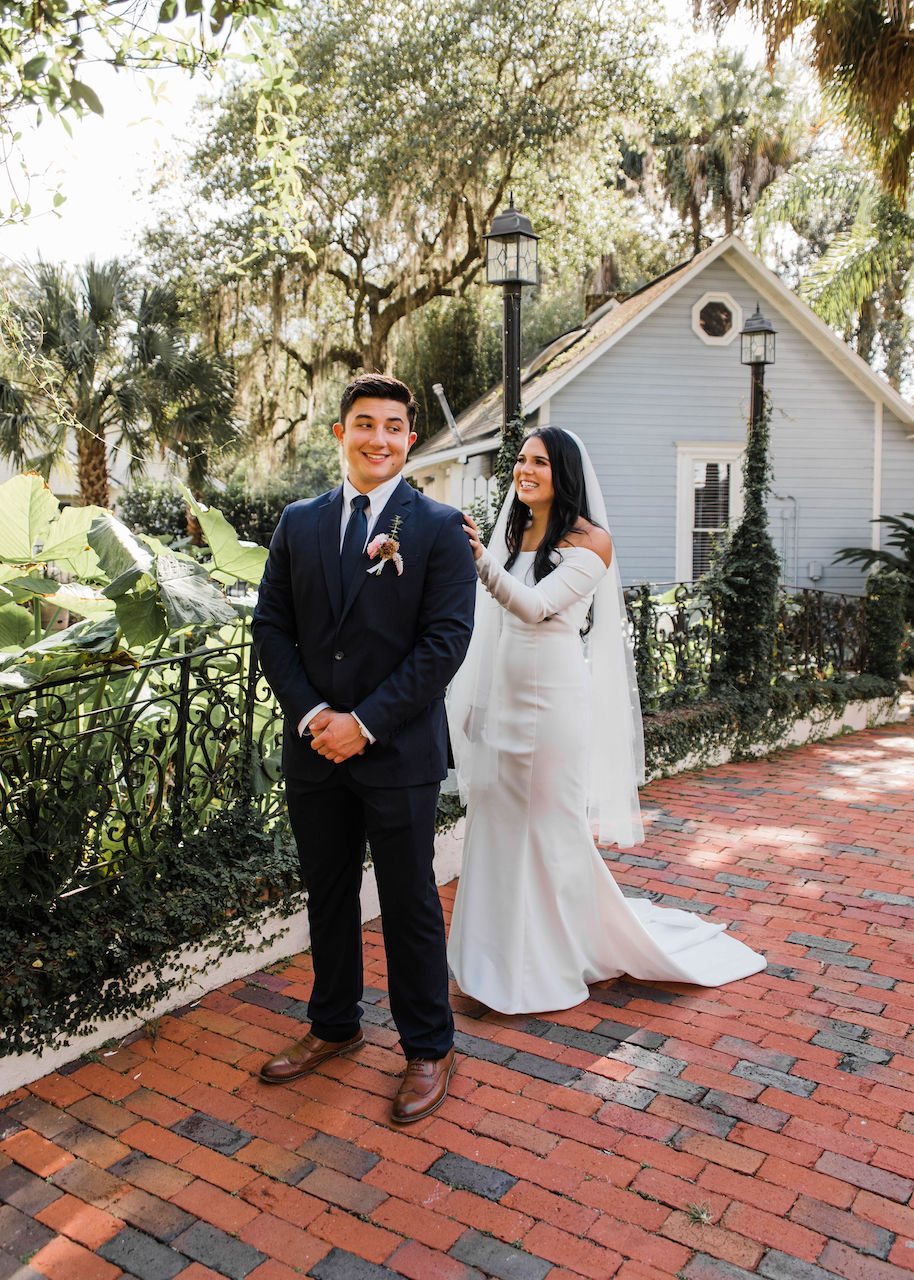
740,302,776,431
484,195,539,432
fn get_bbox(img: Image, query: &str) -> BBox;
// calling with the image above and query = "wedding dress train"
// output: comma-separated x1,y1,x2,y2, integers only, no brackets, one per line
447,547,766,1015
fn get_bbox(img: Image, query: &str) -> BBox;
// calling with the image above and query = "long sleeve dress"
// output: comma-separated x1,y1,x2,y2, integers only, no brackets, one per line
446,545,766,1014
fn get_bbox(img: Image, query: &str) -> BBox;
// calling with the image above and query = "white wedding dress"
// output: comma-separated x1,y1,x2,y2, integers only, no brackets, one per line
447,545,766,1015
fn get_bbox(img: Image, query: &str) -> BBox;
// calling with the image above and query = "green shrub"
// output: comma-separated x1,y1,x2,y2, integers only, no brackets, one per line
118,480,189,541
204,457,339,548
0,808,300,1055
863,567,907,680
629,583,659,713
902,623,914,675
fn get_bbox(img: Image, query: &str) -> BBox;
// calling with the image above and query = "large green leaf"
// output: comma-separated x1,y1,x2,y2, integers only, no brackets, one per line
0,602,31,650
64,616,122,653
116,591,168,648
0,474,61,564
40,504,107,578
182,487,268,586
0,616,124,687
6,576,113,621
155,555,237,630
89,514,155,596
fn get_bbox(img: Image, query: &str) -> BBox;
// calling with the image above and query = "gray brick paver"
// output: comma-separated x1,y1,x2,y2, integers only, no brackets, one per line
428,1153,516,1201
310,1248,401,1279
0,1249,45,1280
98,1227,187,1280
0,1163,63,1214
177,1220,266,1279
731,1062,817,1097
450,1229,551,1280
0,1203,55,1257
170,1111,252,1154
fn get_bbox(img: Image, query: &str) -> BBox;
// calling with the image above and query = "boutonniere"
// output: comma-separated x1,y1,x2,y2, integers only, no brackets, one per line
366,515,404,576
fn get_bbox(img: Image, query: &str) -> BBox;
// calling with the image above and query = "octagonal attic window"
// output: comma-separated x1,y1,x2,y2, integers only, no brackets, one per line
691,292,742,346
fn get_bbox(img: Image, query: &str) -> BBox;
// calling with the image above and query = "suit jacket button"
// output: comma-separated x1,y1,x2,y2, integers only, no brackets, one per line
334,650,344,661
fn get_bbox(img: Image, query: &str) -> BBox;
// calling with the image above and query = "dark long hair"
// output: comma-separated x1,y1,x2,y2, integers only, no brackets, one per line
504,427,592,582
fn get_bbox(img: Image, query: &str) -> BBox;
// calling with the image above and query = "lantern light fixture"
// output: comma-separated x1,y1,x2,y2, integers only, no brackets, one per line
740,302,777,366
484,195,539,286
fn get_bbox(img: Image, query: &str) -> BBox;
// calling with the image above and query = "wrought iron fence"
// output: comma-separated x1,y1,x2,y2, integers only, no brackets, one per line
624,582,719,710
0,584,870,906
0,639,284,904
775,587,867,677
623,582,867,710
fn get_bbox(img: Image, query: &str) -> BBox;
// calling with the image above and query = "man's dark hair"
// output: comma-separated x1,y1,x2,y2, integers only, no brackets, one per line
339,374,418,431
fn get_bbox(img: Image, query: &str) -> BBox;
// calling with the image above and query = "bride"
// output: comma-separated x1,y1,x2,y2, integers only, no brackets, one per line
446,427,765,1014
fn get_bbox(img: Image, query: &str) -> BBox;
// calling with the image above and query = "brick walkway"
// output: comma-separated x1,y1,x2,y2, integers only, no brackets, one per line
2,720,913,1280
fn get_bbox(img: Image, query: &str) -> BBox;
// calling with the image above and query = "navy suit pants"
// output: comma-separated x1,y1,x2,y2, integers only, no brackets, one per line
285,776,454,1060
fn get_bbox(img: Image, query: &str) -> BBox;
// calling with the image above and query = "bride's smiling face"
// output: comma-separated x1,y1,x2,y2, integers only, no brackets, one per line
513,438,554,511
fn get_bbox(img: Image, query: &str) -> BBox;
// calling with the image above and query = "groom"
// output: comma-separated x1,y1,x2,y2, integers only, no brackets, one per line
252,373,476,1123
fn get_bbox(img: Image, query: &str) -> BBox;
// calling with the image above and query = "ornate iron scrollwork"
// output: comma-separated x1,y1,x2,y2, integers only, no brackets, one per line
0,640,285,905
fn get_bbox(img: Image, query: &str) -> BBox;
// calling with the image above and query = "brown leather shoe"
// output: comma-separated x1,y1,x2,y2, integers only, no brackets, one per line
259,1030,364,1084
391,1047,456,1124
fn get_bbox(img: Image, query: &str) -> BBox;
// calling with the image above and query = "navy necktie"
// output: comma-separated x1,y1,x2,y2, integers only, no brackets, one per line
340,493,370,583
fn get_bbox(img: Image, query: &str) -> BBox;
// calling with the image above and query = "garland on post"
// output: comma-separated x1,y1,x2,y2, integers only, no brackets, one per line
709,389,780,727
629,583,660,714
494,411,527,511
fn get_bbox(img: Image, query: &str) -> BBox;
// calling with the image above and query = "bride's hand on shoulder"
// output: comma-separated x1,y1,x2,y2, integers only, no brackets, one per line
462,513,485,561
560,522,613,567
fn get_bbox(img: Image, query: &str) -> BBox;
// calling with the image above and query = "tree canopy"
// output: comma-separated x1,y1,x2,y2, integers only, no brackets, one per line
630,48,812,253
0,0,281,121
695,0,914,199
143,0,665,447
754,156,914,389
0,260,238,507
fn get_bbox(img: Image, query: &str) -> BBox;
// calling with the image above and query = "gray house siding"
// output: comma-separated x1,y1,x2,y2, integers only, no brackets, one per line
548,257,888,594
408,239,914,597
882,410,914,525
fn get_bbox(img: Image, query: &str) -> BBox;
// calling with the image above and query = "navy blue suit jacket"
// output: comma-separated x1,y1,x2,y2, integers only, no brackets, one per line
252,477,477,788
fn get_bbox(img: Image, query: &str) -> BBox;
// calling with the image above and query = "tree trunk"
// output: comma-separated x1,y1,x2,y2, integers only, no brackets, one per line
364,329,391,374
856,295,877,365
76,428,110,509
881,274,908,391
186,510,205,546
690,202,702,255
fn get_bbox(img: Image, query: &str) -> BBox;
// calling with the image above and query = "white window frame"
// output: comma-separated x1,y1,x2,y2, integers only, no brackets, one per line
691,291,742,347
675,442,745,582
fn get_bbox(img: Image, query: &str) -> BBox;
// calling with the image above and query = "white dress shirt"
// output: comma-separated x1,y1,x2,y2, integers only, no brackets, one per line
299,473,403,743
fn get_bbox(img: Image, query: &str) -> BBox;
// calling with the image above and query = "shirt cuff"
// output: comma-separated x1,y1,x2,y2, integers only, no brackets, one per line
299,702,329,737
352,712,375,744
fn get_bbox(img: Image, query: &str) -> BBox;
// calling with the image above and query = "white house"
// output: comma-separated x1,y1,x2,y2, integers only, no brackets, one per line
406,235,914,594
0,443,174,508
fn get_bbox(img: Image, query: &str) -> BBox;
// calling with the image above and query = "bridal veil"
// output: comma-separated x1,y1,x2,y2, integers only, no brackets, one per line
446,429,645,848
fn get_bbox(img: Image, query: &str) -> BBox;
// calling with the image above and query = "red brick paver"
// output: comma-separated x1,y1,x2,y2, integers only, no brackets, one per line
2,720,913,1278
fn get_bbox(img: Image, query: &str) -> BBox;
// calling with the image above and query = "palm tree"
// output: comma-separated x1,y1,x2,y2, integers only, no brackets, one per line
835,512,914,621
695,0,914,199
651,50,811,253
0,260,238,509
753,156,914,389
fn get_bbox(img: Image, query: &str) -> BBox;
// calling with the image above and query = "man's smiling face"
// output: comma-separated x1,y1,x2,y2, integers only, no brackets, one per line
333,396,418,492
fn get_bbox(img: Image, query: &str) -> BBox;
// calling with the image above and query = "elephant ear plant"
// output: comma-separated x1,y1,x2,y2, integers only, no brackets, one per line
0,474,300,1056
0,472,270,915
